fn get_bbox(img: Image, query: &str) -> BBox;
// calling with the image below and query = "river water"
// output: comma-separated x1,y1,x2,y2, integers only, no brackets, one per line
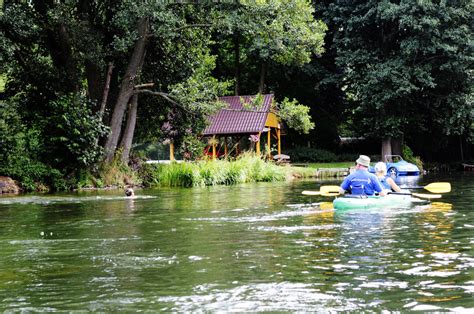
0,173,473,311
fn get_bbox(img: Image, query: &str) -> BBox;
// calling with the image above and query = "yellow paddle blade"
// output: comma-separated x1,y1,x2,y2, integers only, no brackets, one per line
319,202,334,210
302,190,339,197
302,190,321,196
320,185,341,194
423,182,451,193
412,192,442,199
321,191,341,197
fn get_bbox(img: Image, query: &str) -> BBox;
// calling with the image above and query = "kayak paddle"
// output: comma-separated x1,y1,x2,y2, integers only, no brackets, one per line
302,185,340,196
303,185,443,199
401,182,451,193
302,191,321,195
389,192,442,199
320,202,334,210
302,190,340,196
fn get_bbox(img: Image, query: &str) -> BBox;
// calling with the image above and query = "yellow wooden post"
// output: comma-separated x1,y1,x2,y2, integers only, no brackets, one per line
170,142,175,161
224,137,228,158
256,133,261,156
212,142,216,160
277,128,281,155
267,128,271,158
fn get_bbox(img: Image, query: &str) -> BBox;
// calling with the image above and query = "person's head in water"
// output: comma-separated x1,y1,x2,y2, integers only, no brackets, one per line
125,188,135,197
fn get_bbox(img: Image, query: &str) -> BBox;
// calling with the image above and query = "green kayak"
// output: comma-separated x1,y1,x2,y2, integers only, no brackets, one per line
333,194,415,210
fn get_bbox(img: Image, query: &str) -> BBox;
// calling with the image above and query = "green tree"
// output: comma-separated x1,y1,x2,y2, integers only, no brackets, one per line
1,1,118,171
266,0,348,150
215,0,327,94
100,2,236,162
1,1,232,169
329,0,473,159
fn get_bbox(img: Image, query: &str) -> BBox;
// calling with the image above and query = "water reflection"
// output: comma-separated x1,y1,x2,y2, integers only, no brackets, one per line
396,175,421,187
126,198,136,212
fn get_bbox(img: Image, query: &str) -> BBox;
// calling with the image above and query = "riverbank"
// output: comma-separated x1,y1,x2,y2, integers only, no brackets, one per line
1,156,354,194
3,155,467,195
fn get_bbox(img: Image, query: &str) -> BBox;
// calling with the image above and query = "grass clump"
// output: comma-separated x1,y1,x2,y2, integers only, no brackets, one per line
161,162,199,187
140,153,289,187
97,155,140,188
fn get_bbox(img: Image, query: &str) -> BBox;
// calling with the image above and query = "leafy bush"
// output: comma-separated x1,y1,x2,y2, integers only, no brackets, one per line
1,94,112,191
76,169,104,189
0,100,72,191
402,145,423,171
284,147,356,162
179,134,207,160
44,94,109,169
276,97,315,134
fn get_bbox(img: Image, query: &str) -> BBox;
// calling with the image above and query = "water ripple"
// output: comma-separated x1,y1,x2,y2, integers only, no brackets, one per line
158,282,364,312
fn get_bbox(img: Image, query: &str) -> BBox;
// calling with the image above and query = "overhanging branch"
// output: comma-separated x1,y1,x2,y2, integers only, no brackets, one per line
134,89,179,106
134,83,155,89
134,89,200,116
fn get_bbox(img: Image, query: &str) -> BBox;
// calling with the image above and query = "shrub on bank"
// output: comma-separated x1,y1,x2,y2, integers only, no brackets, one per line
284,147,357,163
0,101,72,191
402,145,424,171
2,156,69,192
3,152,314,192
139,154,289,187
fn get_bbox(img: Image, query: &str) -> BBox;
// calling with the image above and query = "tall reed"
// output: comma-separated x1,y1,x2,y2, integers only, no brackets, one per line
140,153,292,187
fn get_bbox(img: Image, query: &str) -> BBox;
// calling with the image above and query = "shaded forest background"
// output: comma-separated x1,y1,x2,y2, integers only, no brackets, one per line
1,0,472,191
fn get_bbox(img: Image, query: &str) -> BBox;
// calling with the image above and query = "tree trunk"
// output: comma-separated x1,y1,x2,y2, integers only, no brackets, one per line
381,137,392,162
391,136,402,155
99,62,114,119
459,135,464,161
120,94,138,164
93,62,114,147
258,62,267,94
104,17,149,163
85,61,103,104
234,34,240,95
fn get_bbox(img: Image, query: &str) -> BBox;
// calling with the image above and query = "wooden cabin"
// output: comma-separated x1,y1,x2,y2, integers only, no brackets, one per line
169,94,282,160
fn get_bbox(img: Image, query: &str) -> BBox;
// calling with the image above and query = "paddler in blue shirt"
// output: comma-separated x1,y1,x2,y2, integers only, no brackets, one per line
339,155,387,196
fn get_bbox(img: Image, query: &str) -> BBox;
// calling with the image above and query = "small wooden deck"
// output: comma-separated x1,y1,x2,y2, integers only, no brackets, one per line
315,168,350,178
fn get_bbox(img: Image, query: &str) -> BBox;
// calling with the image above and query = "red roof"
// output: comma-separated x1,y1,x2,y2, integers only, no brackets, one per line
202,94,274,136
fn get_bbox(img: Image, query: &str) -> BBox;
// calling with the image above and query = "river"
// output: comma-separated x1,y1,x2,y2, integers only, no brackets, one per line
0,173,473,311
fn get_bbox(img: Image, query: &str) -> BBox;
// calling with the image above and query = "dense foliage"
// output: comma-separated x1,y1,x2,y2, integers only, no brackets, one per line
0,100,67,191
326,0,473,158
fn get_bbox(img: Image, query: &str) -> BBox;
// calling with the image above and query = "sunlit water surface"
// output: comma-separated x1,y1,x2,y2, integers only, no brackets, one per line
0,174,473,311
